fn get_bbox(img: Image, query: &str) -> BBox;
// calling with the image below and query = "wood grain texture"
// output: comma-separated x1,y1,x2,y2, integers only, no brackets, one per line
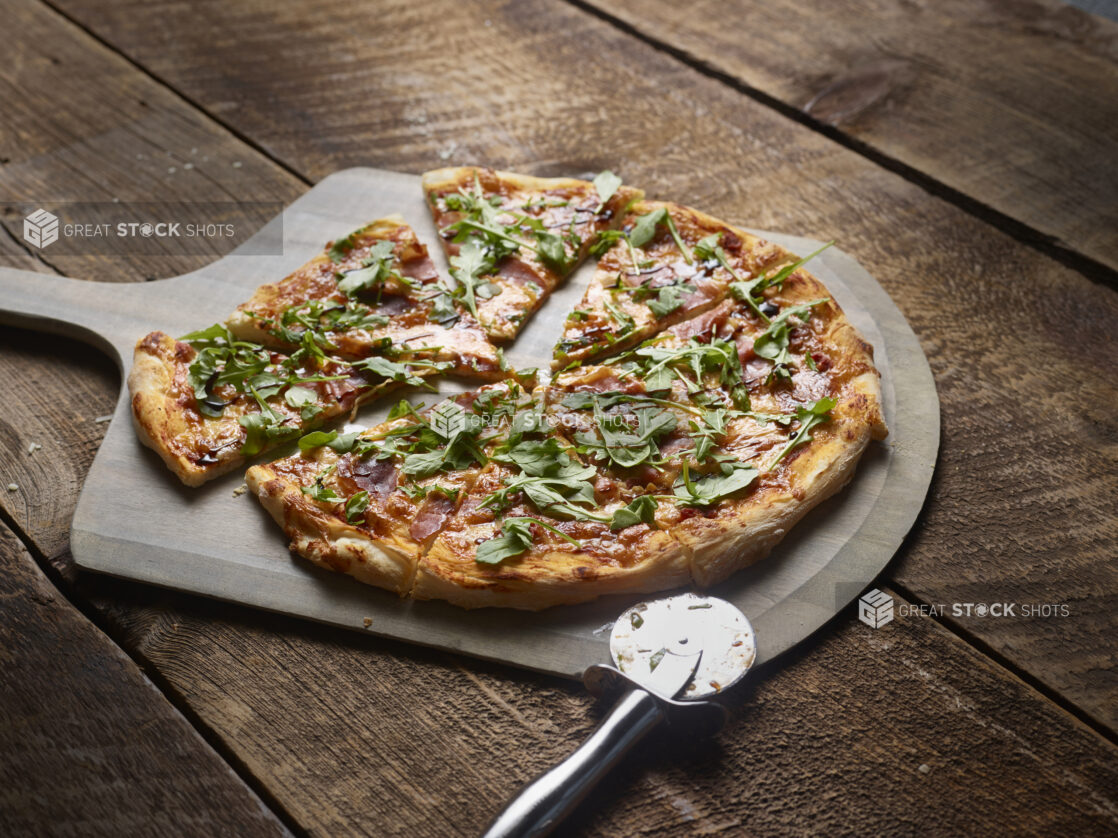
40,0,1118,727
575,0,1118,274
0,0,305,284
0,522,289,837
0,326,118,559
55,571,1118,836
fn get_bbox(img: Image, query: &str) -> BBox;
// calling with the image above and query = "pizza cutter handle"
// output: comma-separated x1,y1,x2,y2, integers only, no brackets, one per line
482,686,665,838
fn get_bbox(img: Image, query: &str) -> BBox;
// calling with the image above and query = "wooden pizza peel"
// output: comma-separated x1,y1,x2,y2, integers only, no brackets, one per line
0,167,939,677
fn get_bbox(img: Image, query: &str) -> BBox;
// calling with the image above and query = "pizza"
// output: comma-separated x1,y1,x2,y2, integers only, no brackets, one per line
244,215,885,607
422,167,642,341
130,168,887,608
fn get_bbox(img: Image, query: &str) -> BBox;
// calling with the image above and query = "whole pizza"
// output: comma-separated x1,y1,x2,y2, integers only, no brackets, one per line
129,167,887,608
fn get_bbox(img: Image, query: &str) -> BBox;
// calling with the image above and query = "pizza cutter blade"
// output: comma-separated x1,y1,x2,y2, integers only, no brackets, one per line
483,593,756,838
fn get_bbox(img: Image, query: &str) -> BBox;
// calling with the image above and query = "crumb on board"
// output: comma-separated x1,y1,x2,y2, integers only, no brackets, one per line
232,484,248,497
27,443,42,455
94,415,113,424
7,483,18,492
362,617,373,628
918,763,931,775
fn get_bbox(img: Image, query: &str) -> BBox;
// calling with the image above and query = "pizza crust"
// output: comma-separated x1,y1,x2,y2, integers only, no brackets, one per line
246,464,418,596
128,332,239,486
415,522,689,610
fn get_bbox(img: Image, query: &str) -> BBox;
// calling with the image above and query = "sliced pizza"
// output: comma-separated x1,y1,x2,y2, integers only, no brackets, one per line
553,200,819,370
226,216,504,380
247,245,886,607
129,325,449,486
422,167,642,341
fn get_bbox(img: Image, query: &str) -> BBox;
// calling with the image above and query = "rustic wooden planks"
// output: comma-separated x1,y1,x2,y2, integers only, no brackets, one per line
576,0,1118,275
63,574,1118,836
37,0,1118,727
0,523,290,837
0,0,1115,832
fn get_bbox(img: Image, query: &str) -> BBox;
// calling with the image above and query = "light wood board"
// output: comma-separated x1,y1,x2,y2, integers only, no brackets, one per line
0,167,938,678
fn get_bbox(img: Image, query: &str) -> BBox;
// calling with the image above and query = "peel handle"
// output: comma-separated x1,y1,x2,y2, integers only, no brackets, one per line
482,687,665,838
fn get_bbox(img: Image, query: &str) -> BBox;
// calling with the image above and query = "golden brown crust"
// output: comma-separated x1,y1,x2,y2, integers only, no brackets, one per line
414,525,689,610
128,332,221,486
414,464,690,610
246,463,417,595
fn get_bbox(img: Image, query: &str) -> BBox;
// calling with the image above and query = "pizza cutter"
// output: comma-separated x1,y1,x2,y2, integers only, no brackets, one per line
483,593,756,838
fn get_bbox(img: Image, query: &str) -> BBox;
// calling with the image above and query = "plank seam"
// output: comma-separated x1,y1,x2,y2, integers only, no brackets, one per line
887,578,1118,746
34,0,313,192
563,0,1118,291
1,222,65,275
0,461,310,838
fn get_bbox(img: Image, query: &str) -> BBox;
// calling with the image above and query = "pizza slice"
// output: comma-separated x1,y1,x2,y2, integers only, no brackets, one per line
245,379,542,593
422,167,642,341
129,324,449,486
553,201,818,370
412,450,690,609
226,216,504,380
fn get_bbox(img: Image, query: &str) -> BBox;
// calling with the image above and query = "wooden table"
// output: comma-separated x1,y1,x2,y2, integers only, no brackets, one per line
2,0,1116,834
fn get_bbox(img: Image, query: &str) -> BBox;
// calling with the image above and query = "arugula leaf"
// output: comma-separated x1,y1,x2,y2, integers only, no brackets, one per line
688,408,731,461
674,461,759,506
302,469,342,502
180,323,235,346
628,208,666,249
298,430,337,451
475,517,580,565
610,495,658,531
328,226,367,262
535,230,574,274
756,241,834,292
499,438,571,476
592,170,623,213
388,399,421,421
752,298,828,382
603,300,635,336
351,356,450,389
767,397,835,470
646,284,689,318
577,406,677,469
428,291,460,325
729,242,834,321
344,490,370,524
446,240,491,318
633,338,744,396
483,452,608,522
284,386,317,410
627,208,693,264
237,385,300,456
